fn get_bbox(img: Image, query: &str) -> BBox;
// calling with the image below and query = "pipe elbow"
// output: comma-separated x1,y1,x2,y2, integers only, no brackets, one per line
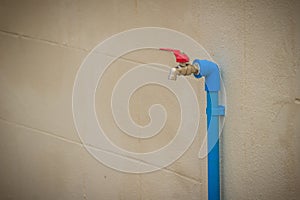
192,59,220,92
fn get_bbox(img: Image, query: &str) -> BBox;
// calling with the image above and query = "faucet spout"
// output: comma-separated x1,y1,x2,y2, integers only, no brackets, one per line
168,67,179,80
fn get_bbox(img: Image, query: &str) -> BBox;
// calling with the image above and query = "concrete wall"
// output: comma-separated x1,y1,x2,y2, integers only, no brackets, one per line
0,0,299,199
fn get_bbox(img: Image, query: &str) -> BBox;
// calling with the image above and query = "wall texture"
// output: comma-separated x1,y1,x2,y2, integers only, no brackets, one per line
0,0,299,199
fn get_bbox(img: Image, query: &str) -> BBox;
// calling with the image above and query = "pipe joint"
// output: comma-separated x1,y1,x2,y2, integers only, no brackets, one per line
206,105,225,116
193,59,220,92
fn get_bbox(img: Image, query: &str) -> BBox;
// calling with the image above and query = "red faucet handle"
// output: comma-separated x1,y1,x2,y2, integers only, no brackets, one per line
159,48,190,63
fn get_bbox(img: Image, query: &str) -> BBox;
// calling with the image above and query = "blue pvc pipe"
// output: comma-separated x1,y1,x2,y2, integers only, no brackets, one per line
193,59,225,200
207,91,220,200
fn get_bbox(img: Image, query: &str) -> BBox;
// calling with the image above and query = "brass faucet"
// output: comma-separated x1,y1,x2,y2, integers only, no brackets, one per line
160,48,199,80
168,63,199,80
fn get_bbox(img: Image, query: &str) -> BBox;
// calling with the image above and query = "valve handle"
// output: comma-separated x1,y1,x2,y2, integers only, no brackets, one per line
159,48,190,63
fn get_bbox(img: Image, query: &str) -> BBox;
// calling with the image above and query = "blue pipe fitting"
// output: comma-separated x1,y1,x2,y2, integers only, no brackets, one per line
207,106,225,116
193,59,220,92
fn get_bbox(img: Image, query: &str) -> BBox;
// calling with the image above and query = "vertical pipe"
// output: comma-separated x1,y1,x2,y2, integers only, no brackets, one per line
207,91,220,200
165,55,225,200
193,59,224,200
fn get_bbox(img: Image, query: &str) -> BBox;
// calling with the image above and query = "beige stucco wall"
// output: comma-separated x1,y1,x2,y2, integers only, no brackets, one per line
0,0,299,199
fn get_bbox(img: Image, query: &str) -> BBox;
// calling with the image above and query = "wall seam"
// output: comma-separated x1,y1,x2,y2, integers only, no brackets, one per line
0,117,202,185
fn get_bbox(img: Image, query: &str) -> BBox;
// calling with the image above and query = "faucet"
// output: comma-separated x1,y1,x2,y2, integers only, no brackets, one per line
160,48,225,200
160,48,199,80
